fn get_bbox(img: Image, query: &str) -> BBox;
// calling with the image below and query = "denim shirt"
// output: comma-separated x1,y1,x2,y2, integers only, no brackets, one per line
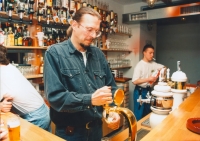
44,39,117,126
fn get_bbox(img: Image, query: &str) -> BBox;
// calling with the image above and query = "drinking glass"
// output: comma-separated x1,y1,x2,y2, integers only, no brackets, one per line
7,114,20,141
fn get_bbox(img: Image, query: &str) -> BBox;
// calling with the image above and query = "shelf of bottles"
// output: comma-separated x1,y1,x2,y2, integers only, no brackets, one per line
0,0,122,48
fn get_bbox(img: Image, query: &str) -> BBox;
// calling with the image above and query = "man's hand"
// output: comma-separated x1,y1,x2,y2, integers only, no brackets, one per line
148,76,158,84
106,112,120,130
91,86,113,106
0,94,13,113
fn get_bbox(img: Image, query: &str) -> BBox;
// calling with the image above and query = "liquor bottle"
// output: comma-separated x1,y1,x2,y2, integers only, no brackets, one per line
87,0,92,8
17,1,25,22
48,34,53,45
0,0,3,11
39,57,44,74
37,7,43,23
68,0,76,24
14,27,18,46
60,0,68,25
75,0,81,10
93,0,97,11
0,22,4,45
38,0,45,8
3,28,8,46
7,3,14,21
23,31,32,46
46,0,52,7
82,0,87,7
28,0,35,23
17,28,23,46
53,0,61,24
43,33,48,46
69,0,76,16
7,27,14,46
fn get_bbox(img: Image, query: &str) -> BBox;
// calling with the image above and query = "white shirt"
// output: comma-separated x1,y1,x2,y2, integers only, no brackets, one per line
81,51,87,66
0,64,44,114
132,60,164,88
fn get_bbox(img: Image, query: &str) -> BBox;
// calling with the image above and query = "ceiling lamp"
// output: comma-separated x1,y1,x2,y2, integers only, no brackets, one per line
147,0,157,8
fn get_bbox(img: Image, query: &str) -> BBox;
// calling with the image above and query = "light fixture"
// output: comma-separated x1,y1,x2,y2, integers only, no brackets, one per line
146,0,157,8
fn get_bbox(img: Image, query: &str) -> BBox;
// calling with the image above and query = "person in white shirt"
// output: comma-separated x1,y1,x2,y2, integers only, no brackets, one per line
132,44,164,121
0,45,51,131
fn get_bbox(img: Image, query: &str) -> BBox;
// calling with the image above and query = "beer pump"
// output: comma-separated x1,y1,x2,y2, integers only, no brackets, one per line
103,89,137,141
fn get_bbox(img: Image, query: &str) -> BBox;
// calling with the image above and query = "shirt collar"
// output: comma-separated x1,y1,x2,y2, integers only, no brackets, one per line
68,38,93,56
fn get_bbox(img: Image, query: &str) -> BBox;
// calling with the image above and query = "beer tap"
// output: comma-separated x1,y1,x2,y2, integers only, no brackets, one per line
103,89,137,141
28,0,34,23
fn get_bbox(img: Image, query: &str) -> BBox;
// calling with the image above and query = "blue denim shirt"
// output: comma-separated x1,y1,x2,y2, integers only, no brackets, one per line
44,39,117,126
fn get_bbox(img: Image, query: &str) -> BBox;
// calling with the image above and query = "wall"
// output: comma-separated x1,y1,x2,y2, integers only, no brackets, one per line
156,20,200,84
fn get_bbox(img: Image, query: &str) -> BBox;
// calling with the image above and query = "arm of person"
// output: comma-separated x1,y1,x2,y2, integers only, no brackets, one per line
0,94,13,113
132,64,158,85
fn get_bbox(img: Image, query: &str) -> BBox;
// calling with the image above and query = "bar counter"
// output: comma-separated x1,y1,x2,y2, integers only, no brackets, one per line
141,87,200,141
1,112,65,141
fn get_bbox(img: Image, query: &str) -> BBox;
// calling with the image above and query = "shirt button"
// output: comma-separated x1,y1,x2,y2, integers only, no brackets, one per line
87,106,90,108
95,111,96,113
70,74,72,76
88,84,91,86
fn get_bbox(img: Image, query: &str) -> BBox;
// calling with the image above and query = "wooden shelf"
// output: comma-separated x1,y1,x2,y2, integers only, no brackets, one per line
6,46,48,50
101,48,131,52
25,74,43,79
115,77,132,83
111,66,132,70
109,32,132,37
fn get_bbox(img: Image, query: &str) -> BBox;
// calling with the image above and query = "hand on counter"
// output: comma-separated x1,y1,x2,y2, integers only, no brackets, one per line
91,86,113,106
105,112,120,130
0,94,13,113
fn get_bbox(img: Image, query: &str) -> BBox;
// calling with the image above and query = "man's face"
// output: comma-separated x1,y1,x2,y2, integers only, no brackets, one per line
73,14,101,48
143,48,154,62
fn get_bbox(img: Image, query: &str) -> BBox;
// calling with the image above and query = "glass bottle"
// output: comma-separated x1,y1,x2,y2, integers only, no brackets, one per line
3,28,8,46
75,0,82,10
0,0,3,11
93,0,97,11
17,28,23,46
26,31,32,46
7,27,14,46
14,27,18,46
0,22,4,45
22,31,28,46
39,57,44,74
82,0,87,7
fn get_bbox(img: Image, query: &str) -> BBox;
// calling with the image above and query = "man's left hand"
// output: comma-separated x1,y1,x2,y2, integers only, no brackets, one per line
106,112,120,130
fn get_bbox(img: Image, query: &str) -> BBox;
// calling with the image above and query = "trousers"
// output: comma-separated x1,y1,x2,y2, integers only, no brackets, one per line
133,85,151,121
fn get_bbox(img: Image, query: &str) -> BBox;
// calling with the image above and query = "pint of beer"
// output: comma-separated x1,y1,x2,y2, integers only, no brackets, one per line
7,115,20,141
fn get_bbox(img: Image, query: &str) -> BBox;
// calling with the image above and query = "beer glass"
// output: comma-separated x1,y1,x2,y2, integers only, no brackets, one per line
7,115,20,141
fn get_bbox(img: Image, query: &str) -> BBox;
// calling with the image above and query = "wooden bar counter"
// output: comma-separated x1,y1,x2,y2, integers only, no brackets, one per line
141,87,200,141
1,112,65,141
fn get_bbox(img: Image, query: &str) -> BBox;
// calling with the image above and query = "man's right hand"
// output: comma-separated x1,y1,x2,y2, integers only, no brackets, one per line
91,86,113,106
0,94,13,113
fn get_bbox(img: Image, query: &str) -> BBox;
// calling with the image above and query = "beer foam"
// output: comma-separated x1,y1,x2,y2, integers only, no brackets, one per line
7,120,20,128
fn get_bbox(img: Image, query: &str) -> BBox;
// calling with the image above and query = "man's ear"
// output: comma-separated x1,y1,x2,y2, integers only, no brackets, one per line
71,20,78,31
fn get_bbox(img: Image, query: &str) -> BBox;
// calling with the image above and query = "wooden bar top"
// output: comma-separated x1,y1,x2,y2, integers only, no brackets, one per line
1,112,65,141
141,87,200,141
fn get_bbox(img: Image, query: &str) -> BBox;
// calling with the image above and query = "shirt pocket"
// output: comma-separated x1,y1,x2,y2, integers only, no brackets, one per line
60,69,81,91
93,71,106,87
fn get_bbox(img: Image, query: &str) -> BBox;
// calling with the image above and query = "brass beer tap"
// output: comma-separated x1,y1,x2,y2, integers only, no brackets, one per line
103,89,137,141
